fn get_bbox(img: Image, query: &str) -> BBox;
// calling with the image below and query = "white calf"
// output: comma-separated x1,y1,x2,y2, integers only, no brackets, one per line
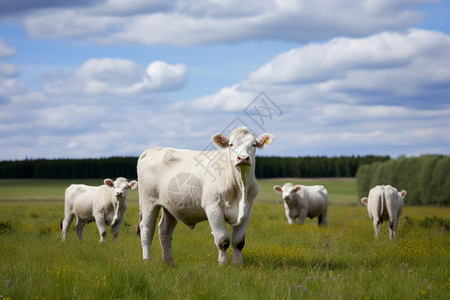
61,177,137,242
273,183,328,226
361,185,407,239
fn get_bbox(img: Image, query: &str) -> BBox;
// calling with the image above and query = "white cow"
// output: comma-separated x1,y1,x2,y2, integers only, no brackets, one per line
61,177,137,242
273,183,328,226
361,185,407,239
137,126,273,265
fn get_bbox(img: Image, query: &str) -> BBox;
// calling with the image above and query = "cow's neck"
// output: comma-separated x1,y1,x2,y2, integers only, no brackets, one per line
111,196,125,224
231,164,255,226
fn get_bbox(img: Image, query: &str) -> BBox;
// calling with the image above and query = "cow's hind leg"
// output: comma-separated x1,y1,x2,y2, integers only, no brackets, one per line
140,204,161,261
373,218,382,238
75,217,86,241
389,217,398,239
61,213,75,241
158,208,178,265
318,210,328,226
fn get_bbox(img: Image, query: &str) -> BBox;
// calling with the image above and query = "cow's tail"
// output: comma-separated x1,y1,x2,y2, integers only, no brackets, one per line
379,187,386,220
136,212,142,238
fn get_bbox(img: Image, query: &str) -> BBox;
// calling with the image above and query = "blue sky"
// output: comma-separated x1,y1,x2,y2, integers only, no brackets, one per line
0,0,449,160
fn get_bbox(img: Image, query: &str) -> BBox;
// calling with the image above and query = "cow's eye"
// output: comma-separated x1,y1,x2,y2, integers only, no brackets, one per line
252,143,257,147
229,143,233,147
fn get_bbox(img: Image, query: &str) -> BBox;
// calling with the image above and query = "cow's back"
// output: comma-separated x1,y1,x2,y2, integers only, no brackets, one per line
384,185,404,217
138,147,224,225
138,147,204,200
302,185,328,216
67,184,98,220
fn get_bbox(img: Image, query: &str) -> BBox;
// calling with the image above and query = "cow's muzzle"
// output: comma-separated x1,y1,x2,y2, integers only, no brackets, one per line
235,155,251,166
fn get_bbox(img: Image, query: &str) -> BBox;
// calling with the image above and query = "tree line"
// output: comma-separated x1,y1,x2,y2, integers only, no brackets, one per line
356,155,449,206
0,155,390,179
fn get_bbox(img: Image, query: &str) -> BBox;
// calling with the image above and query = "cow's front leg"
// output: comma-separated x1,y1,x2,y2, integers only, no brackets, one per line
158,208,178,265
231,208,252,265
297,210,307,225
205,205,230,265
95,215,108,242
285,210,295,224
111,215,124,240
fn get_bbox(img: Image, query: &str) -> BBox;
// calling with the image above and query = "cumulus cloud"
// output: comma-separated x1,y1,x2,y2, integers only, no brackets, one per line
17,0,433,44
44,58,187,95
196,29,450,110
190,29,450,156
190,85,255,111
1,1,449,160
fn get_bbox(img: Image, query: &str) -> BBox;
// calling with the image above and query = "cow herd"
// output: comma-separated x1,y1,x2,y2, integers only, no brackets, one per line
60,126,407,265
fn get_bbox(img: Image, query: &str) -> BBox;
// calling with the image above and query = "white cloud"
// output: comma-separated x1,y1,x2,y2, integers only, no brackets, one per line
18,0,433,45
201,29,450,110
0,39,15,57
44,58,187,95
187,29,450,157
23,9,118,39
145,61,188,91
191,85,255,111
1,2,449,160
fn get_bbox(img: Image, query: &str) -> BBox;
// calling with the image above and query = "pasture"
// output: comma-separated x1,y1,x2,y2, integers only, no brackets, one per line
0,178,449,299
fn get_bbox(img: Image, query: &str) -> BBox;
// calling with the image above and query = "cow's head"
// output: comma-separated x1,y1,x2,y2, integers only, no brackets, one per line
212,126,273,170
273,183,301,204
104,177,138,200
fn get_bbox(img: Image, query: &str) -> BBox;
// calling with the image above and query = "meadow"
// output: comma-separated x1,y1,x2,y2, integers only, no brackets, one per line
0,178,449,299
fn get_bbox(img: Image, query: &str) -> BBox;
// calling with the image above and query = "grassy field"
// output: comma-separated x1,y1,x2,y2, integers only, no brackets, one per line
0,178,449,299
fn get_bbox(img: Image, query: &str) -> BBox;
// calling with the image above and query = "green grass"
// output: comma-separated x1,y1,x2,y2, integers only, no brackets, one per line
0,178,449,299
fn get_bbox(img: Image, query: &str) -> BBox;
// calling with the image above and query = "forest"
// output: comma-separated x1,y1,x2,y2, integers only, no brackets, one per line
356,155,449,206
0,155,389,179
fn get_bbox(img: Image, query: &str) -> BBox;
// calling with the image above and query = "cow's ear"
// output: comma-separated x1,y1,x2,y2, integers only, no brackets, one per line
104,179,114,187
273,185,282,193
361,197,368,205
255,133,274,149
294,185,302,192
129,180,138,190
400,190,407,198
212,133,229,148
